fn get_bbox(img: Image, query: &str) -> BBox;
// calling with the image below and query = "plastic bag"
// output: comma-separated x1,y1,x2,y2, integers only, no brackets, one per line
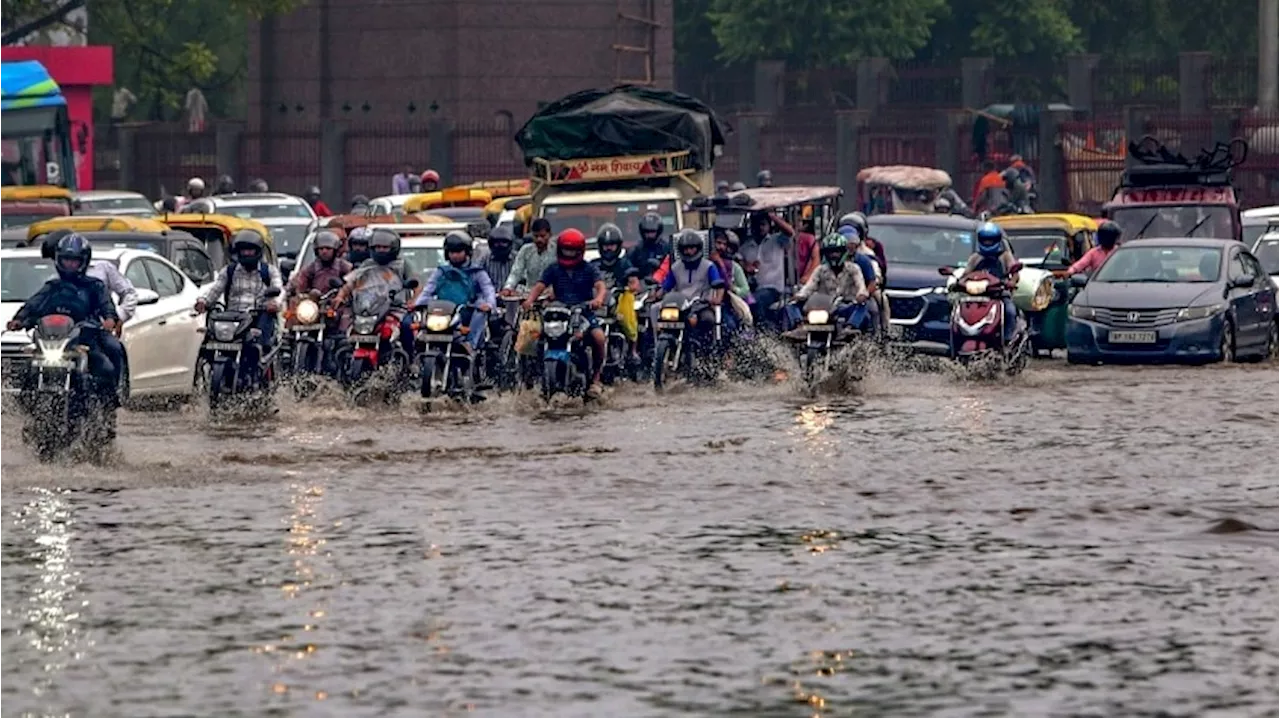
616,290,639,342
727,292,753,326
515,316,541,356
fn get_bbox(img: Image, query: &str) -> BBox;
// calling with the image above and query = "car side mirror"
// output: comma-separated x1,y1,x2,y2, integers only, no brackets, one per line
1060,255,1074,267
1069,273,1089,288
937,266,954,276
264,287,283,299
135,288,160,306
1231,275,1254,288
1008,261,1024,274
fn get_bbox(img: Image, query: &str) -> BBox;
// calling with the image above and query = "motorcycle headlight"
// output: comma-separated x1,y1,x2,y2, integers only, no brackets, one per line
1176,303,1226,322
425,314,451,332
660,307,681,321
1030,276,1054,311
37,338,70,360
806,309,830,325
1068,305,1095,320
965,280,990,295
296,299,320,324
212,321,238,341
544,320,568,338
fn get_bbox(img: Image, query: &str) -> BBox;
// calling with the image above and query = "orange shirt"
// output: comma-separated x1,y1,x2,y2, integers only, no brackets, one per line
972,171,1004,208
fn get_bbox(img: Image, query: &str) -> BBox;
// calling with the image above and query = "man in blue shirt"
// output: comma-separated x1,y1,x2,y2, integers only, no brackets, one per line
523,229,608,397
408,231,496,356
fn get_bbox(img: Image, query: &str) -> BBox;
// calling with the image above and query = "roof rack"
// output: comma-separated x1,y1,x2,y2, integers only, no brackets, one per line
531,150,699,191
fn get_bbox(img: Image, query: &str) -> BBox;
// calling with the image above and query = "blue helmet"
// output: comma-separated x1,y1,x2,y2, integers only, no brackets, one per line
976,221,1003,258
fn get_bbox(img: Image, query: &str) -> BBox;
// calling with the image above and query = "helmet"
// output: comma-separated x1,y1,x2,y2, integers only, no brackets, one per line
186,177,205,194
976,221,1004,257
39,228,75,259
368,228,400,265
1001,168,1020,186
756,169,774,187
487,225,515,258
723,228,742,254
596,223,624,262
346,226,372,263
313,229,342,261
730,181,747,192
638,212,663,244
715,180,730,195
556,228,586,267
248,178,269,193
215,174,235,194
231,229,265,268
443,230,473,266
421,169,440,186
304,185,321,200
1096,220,1121,249
54,233,92,280
676,230,704,267
838,211,868,240
350,194,370,209
820,233,848,267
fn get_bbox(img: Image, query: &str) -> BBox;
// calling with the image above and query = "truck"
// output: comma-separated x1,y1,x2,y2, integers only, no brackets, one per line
515,85,729,251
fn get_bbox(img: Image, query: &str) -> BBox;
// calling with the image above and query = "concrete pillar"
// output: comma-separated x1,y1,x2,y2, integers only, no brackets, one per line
428,117,454,187
118,127,137,193
1178,52,1212,115
1124,105,1156,171
215,123,242,187
1037,109,1072,212
737,113,764,184
934,111,963,181
753,60,785,114
961,57,994,109
836,110,870,204
1262,0,1279,110
1066,54,1100,113
856,57,890,112
320,119,346,210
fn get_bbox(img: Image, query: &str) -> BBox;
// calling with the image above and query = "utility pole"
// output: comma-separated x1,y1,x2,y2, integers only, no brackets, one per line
1261,0,1278,110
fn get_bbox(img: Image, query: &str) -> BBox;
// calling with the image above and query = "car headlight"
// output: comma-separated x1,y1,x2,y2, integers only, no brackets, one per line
1030,276,1054,311
1068,305,1095,320
660,307,680,321
964,280,990,295
1176,303,1226,322
295,299,320,324
425,314,451,332
806,309,829,325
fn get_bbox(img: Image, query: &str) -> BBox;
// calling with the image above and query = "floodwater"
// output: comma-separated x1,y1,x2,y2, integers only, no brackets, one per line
2,359,1277,718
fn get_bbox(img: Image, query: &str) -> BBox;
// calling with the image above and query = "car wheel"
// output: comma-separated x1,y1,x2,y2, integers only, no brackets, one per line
1269,319,1279,360
1218,319,1236,364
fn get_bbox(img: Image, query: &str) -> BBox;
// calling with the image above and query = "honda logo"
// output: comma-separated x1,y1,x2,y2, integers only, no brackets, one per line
1127,312,1141,322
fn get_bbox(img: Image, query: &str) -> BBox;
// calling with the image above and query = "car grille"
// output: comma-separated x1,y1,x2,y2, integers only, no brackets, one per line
1094,308,1180,328
888,296,926,323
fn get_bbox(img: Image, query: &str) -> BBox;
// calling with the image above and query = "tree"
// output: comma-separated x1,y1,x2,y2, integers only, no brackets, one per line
705,0,948,67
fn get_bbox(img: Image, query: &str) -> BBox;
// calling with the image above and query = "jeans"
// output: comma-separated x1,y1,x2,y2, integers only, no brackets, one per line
99,332,125,392
1003,298,1018,342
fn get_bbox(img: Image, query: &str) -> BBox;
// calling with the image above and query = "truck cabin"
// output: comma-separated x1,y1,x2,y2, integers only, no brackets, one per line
1103,165,1240,241
1,61,78,192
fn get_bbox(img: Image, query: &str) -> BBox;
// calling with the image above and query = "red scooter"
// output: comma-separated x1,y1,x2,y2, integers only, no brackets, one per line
939,264,1030,375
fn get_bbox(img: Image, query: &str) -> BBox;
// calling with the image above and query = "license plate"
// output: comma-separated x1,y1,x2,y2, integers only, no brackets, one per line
657,322,684,330
204,342,242,352
805,324,835,332
425,335,454,343
1108,330,1157,344
291,324,324,333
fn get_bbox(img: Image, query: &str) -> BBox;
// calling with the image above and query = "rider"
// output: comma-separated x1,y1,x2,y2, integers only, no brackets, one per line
346,226,372,266
248,178,269,193
350,194,370,213
194,230,283,366
756,169,774,188
656,230,726,342
333,228,415,349
627,212,671,282
590,223,638,291
303,186,333,217
522,229,608,397
964,221,1022,343
477,225,518,290
1066,220,1121,276
420,170,441,192
408,231,496,356
838,226,883,334
504,218,556,294
214,174,236,195
787,233,869,337
8,234,122,404
288,229,352,297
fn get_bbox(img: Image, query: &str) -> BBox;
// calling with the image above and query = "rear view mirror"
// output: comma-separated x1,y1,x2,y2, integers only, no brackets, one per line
328,276,343,289
264,287,283,298
135,288,160,306
279,257,297,275
404,278,421,291
1008,261,1024,274
1069,273,1089,288
1231,275,1254,288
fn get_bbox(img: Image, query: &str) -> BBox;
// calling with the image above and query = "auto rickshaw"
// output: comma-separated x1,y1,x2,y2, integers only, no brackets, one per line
402,188,493,214
451,179,531,199
26,214,172,244
484,195,532,227
161,213,275,268
2,185,76,228
856,166,953,216
993,213,1098,354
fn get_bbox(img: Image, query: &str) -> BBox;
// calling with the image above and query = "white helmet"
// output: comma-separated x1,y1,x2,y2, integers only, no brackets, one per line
186,177,205,192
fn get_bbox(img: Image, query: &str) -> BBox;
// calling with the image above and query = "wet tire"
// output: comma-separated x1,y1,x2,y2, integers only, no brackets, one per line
541,359,560,401
1268,320,1279,360
803,346,820,387
419,358,436,399
208,361,230,412
652,338,671,391
1218,320,1236,364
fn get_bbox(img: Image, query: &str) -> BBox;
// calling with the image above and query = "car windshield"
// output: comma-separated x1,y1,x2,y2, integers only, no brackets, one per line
543,200,678,250
1255,238,1279,275
1110,206,1234,240
1004,230,1068,265
1,257,58,301
399,247,442,278
868,222,975,266
264,224,309,256
1093,246,1222,283
79,196,155,215
220,202,312,219
86,238,166,254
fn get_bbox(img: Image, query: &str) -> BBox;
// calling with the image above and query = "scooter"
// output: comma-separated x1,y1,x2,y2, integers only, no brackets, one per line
941,265,1031,375
538,302,593,400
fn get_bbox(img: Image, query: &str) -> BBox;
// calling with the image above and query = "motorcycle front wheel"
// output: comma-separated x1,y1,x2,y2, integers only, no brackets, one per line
652,338,672,391
208,359,232,412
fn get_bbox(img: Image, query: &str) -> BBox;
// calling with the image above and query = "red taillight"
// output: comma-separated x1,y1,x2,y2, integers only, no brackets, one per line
40,314,74,330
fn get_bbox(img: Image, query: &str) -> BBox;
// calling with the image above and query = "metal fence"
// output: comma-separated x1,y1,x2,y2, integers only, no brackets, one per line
344,121,430,199
239,124,322,196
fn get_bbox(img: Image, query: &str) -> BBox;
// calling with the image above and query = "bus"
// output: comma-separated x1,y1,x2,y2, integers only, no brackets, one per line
1,60,77,191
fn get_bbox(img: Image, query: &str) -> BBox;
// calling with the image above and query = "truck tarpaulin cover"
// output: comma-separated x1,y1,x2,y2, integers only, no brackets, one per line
516,85,729,170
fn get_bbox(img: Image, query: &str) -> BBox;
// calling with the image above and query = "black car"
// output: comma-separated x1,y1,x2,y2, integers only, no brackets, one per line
868,214,981,354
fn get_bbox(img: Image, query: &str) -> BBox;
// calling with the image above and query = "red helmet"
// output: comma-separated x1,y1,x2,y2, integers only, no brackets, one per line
420,169,440,185
556,228,586,267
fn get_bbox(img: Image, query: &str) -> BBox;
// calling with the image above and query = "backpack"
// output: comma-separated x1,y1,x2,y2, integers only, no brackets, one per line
433,266,477,306
223,262,272,304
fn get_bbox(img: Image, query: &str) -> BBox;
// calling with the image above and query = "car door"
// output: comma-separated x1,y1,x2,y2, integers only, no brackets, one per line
1242,251,1277,346
120,257,163,392
141,257,202,391
1226,249,1262,348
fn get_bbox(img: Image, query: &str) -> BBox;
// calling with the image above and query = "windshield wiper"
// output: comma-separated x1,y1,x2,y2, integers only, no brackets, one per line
1134,213,1158,239
1183,215,1210,237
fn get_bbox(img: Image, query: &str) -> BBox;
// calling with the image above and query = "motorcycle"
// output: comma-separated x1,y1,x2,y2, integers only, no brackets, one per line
940,265,1031,375
788,293,867,387
199,287,282,412
598,287,632,385
538,302,593,400
341,278,418,402
281,280,341,396
413,300,482,401
483,295,522,391
651,290,718,390
629,281,659,381
16,315,116,462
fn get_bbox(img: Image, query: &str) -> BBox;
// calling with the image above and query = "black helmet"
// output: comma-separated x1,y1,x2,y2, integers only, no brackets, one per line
248,178,269,193
1096,220,1121,249
676,230,703,267
350,194,369,209
487,225,515,257
38,228,75,259
54,233,92,280
215,174,235,194
313,229,342,253
730,181,747,192
346,226,371,263
756,169,774,187
368,228,400,265
231,229,265,268
638,212,663,244
1001,168,1020,186
596,223,624,262
443,230,473,266
305,185,321,199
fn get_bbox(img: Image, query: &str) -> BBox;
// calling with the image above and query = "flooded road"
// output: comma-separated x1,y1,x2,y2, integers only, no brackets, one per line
2,361,1277,717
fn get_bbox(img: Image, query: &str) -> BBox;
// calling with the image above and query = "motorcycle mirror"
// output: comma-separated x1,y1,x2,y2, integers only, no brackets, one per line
328,277,343,289
1069,273,1089,288
1008,261,1024,274
404,278,421,291
937,266,954,276
264,287,283,298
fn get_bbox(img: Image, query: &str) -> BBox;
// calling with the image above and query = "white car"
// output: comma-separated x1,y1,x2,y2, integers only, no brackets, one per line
293,222,474,285
365,194,419,217
1242,205,1279,250
73,189,157,217
1252,230,1280,290
1,248,204,402
182,192,318,259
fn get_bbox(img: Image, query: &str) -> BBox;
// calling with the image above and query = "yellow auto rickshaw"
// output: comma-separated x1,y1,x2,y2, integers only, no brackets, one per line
993,213,1098,353
161,213,275,267
2,185,75,208
451,179,531,199
26,214,172,243
484,195,532,227
2,186,76,228
402,188,493,214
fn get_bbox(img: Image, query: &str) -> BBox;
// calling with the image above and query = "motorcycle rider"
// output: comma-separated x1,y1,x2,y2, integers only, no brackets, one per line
303,185,333,217
503,218,557,294
628,212,671,282
184,177,206,204
346,226,372,266
408,231,496,356
350,194,370,214
8,234,122,405
591,223,639,291
995,168,1031,215
756,169,774,188
214,174,236,196
288,230,352,297
476,225,518,290
655,230,727,343
522,228,608,398
1065,220,1121,276
740,211,794,330
787,234,869,337
838,212,890,333
248,178,269,193
963,221,1022,344
194,230,284,367
333,228,415,352
420,170,441,192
